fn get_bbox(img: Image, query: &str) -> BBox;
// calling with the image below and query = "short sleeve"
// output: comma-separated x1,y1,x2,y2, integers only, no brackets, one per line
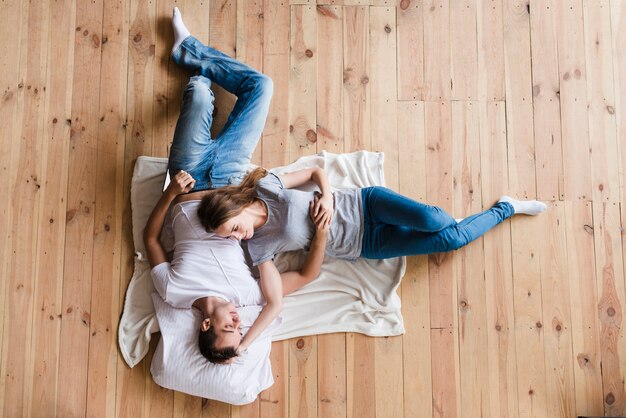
256,173,284,195
151,262,171,301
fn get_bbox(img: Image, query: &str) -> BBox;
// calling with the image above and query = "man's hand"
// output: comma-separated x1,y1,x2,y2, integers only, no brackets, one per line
166,170,195,197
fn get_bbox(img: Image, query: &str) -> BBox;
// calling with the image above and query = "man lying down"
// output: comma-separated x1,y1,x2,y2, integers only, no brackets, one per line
142,7,327,365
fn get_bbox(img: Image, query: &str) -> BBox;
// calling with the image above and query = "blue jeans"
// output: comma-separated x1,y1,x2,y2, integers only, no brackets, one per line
168,36,273,190
360,187,514,258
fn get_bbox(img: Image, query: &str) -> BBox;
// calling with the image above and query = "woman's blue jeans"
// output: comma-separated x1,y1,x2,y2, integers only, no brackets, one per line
168,36,273,190
360,187,514,258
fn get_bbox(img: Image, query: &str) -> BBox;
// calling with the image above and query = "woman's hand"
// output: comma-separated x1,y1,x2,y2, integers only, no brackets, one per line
166,170,195,197
311,194,333,228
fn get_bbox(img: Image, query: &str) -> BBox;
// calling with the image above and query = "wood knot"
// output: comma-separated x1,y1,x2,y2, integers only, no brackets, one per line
52,118,58,124
605,392,615,405
83,30,89,36
528,389,534,396
296,339,305,349
606,105,615,115
532,84,540,97
495,324,502,332
459,300,468,309
305,49,313,58
576,353,590,368
92,34,100,48
104,223,110,232
133,33,142,43
607,307,616,317
361,76,369,85
306,129,317,143
384,24,391,34
400,0,411,10
66,307,73,314
535,321,542,329
563,72,570,81
574,69,581,78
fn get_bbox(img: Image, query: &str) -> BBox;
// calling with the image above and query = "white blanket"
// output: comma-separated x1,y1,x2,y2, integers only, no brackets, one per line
119,151,405,368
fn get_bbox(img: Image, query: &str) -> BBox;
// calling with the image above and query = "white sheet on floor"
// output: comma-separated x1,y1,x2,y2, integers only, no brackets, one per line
119,151,406,369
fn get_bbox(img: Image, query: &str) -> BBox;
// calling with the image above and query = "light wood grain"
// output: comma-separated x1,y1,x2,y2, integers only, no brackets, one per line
2,2,624,417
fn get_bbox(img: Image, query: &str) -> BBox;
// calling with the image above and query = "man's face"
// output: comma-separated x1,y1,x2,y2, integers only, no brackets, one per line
211,302,243,349
214,212,255,241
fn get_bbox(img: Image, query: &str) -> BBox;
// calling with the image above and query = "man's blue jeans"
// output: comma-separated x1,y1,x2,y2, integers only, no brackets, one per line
360,187,514,258
168,36,273,190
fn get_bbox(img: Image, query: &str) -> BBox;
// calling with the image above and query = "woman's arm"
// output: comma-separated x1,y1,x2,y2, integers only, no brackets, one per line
143,171,195,268
238,260,284,353
279,167,333,225
281,200,329,295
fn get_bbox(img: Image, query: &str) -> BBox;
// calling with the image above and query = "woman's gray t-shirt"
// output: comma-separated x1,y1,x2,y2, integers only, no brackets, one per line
247,173,364,265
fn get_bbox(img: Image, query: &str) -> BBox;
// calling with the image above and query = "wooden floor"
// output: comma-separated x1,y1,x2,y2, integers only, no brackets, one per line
1,0,625,417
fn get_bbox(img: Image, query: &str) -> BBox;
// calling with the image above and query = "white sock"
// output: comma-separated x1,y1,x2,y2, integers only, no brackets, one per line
498,196,547,215
172,7,191,54
455,218,464,223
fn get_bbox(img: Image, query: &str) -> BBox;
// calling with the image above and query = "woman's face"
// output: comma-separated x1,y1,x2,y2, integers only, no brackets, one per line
215,211,256,241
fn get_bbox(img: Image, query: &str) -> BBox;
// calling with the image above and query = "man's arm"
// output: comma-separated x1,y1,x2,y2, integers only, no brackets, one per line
143,171,195,268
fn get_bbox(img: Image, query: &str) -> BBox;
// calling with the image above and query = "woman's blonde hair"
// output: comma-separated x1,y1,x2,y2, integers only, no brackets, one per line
198,167,268,231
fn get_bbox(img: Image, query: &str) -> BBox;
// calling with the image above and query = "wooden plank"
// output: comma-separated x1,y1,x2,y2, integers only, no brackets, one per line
370,6,398,190
612,0,626,208
237,0,265,166
287,6,318,418
593,201,626,415
343,6,370,152
22,0,72,417
85,0,131,415
207,399,232,418
0,1,22,410
565,201,604,416
397,0,424,101
583,0,619,203
289,5,317,160
317,333,346,418
289,336,318,418
502,0,536,199
481,112,509,418
261,0,289,169
450,0,478,100
259,2,289,415
316,8,346,418
345,333,375,418
529,0,563,201
425,100,457,418
370,9,402,417
511,215,547,418
423,0,450,101
3,0,49,416
398,100,431,417
476,0,504,101
173,391,202,417
400,255,432,418
425,101,454,329
556,0,592,201
453,101,489,418
316,5,343,154
259,341,288,418
398,101,426,202
55,0,105,416
539,202,576,418
431,328,460,418
479,101,519,418
209,0,237,138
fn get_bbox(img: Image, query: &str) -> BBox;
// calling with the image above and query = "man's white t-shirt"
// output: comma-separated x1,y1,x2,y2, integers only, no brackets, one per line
151,200,263,309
